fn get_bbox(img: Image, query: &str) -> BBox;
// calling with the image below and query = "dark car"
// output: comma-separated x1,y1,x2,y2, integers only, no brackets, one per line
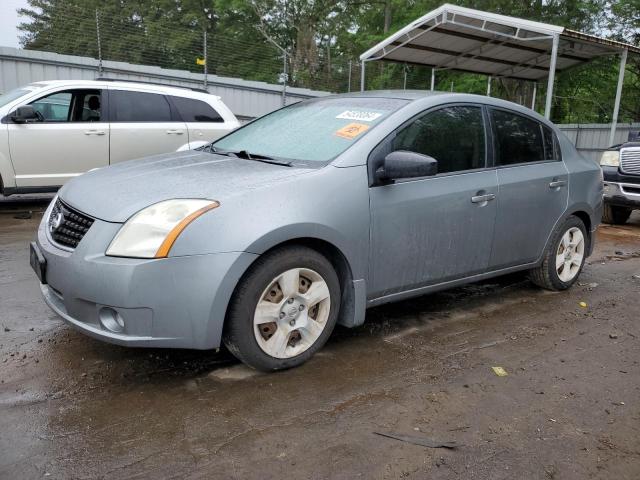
600,132,640,224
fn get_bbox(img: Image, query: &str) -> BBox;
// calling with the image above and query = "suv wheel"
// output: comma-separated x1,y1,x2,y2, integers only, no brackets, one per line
223,246,341,371
529,216,587,291
602,204,631,225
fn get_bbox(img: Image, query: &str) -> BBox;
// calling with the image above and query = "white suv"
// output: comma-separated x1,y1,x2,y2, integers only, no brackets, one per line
0,79,239,195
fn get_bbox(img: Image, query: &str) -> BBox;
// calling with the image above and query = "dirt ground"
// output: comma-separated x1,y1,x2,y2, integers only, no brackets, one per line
1,195,639,480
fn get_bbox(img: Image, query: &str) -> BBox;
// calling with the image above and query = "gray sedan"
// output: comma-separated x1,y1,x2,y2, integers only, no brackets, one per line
31,91,603,371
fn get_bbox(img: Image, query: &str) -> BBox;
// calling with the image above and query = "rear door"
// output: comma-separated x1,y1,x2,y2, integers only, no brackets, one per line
168,95,231,146
368,104,498,298
108,88,188,163
488,108,568,269
7,88,108,188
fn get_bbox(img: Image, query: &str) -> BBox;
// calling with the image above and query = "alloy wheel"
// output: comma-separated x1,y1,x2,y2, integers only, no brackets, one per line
555,227,585,282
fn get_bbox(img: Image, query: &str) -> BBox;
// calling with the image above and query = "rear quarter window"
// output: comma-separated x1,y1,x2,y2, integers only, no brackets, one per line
171,96,223,123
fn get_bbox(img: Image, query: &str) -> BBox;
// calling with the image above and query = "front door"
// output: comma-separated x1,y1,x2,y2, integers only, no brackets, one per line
487,108,569,268
368,105,498,299
8,89,109,188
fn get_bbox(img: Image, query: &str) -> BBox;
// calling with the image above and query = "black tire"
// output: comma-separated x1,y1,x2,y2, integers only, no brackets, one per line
529,215,588,291
223,246,341,372
602,204,631,225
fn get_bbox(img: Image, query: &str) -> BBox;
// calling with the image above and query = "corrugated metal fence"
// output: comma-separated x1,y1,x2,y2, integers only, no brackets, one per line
559,123,640,163
1,46,637,160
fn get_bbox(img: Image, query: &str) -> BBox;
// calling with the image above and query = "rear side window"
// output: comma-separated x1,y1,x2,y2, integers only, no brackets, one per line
491,109,545,165
171,96,223,122
111,91,172,122
392,105,486,174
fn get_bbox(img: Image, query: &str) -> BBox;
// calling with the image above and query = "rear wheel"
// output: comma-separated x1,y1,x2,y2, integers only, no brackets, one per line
602,204,631,225
529,216,587,291
223,246,341,371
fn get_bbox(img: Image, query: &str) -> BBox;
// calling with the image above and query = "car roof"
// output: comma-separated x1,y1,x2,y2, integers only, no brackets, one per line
26,80,220,99
321,90,556,126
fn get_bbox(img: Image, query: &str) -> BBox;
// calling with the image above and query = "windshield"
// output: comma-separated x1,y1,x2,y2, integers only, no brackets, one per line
212,97,409,163
0,87,35,109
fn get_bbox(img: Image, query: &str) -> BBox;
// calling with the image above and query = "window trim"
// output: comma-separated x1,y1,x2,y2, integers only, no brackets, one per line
487,106,562,169
368,102,490,187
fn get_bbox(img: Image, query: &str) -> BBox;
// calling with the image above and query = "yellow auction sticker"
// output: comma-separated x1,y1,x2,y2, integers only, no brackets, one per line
492,366,508,377
335,122,370,139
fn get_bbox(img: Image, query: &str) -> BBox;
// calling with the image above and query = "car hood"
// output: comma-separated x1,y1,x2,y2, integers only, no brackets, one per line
59,150,314,223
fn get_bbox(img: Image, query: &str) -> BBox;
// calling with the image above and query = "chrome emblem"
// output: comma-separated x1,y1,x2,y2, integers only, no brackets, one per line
49,211,63,233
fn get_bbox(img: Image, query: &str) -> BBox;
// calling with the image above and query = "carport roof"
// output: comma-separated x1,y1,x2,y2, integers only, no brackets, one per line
359,4,640,82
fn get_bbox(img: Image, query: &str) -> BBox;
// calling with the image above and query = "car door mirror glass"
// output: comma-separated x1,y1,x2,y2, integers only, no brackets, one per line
10,105,40,123
376,150,438,182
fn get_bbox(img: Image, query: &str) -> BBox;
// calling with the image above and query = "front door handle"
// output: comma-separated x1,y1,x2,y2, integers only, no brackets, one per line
549,179,566,189
471,193,496,204
166,129,184,135
84,130,105,136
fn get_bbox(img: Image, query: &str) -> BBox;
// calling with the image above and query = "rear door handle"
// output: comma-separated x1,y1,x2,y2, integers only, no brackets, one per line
84,130,105,136
549,179,566,188
166,129,184,135
471,193,496,204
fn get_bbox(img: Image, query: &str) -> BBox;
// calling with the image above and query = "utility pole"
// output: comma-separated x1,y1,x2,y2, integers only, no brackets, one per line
95,9,103,75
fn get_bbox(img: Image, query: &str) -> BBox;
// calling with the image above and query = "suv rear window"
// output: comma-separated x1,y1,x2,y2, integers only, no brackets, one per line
110,91,172,122
171,96,223,122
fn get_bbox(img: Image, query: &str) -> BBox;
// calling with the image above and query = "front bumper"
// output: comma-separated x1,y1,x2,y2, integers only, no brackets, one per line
35,207,257,349
602,166,640,209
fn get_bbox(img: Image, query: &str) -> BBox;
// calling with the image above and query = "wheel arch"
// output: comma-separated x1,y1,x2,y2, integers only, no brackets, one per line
228,235,366,331
538,206,595,264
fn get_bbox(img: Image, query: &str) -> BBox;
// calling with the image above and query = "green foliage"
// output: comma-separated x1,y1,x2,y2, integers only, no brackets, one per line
16,0,640,123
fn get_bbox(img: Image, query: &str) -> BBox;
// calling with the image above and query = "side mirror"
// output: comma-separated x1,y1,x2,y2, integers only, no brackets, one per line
376,150,438,182
10,105,40,123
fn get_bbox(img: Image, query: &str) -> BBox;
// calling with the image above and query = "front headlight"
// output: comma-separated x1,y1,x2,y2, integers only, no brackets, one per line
600,150,620,167
106,199,219,258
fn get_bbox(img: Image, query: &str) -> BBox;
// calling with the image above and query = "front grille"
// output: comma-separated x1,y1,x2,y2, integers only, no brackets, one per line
620,147,640,175
48,198,94,249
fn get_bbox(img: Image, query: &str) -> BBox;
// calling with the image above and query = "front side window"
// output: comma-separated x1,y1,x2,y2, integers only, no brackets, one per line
28,89,102,122
392,105,486,174
491,109,546,166
212,97,408,163
30,92,72,122
171,96,223,122
111,90,172,122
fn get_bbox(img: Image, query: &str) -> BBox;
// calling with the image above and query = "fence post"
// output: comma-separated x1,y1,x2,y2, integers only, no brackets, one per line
203,30,208,89
282,51,287,106
347,60,352,92
95,9,103,75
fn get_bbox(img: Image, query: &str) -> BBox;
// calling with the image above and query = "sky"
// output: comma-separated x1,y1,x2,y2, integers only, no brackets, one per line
0,0,30,48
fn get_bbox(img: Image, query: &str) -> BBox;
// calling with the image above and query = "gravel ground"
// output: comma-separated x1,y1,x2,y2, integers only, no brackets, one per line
1,197,639,479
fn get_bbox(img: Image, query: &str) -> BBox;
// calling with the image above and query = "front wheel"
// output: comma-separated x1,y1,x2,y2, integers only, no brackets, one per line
223,246,341,371
529,216,587,291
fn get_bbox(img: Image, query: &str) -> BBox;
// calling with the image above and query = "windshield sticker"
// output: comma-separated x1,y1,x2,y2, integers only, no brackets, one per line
336,110,383,122
335,123,370,140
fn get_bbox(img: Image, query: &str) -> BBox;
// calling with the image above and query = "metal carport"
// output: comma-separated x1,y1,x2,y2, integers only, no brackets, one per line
359,4,639,145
